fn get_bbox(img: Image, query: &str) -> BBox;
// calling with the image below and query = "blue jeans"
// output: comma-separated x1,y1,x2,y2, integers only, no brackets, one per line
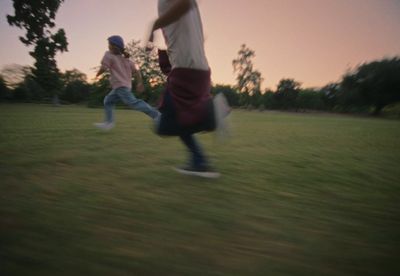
104,87,159,122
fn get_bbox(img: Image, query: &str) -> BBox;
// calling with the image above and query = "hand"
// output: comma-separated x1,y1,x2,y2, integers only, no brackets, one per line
95,67,106,80
145,32,154,53
136,83,145,93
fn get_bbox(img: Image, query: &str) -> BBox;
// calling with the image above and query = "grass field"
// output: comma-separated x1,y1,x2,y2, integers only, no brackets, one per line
1,104,399,276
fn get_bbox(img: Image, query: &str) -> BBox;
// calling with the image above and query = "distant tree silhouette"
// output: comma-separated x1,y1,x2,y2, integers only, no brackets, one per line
320,83,340,110
7,0,68,104
0,64,31,89
0,75,11,101
262,89,277,109
336,74,366,112
232,44,263,106
59,69,90,103
296,89,325,111
274,79,301,110
351,58,400,115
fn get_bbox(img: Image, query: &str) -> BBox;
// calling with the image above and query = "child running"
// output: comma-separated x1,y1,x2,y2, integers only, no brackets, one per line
147,0,228,178
94,35,160,130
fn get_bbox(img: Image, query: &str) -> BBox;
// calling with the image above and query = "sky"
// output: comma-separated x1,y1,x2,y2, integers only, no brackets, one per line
0,0,400,89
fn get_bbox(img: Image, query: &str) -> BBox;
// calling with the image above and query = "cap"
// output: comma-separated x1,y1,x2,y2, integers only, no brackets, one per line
108,35,124,49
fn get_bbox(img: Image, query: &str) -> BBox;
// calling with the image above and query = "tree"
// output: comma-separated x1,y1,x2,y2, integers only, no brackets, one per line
59,69,90,103
296,89,325,111
0,75,11,101
353,58,400,115
7,0,68,104
125,40,166,104
0,65,45,102
61,69,87,85
0,64,31,89
262,89,277,109
336,58,400,115
13,75,45,102
274,78,301,110
320,82,340,110
337,73,369,113
232,44,263,106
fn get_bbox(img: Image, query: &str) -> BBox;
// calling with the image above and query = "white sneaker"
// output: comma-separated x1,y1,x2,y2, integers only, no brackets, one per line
174,165,221,179
213,93,231,139
93,122,115,131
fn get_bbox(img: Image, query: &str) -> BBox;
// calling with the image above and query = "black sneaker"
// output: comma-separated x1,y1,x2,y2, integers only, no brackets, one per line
174,165,220,179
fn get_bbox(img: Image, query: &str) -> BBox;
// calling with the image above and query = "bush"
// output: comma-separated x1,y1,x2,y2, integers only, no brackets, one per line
146,85,163,106
246,104,255,111
0,76,11,101
382,102,400,118
87,83,108,108
262,91,277,110
296,90,325,111
60,81,90,103
332,105,370,114
7,75,45,102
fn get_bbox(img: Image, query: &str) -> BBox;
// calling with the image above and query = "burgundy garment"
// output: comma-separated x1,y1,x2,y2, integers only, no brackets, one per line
158,50,172,75
158,50,212,127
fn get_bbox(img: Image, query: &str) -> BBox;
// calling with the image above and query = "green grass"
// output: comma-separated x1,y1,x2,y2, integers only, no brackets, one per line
1,104,399,276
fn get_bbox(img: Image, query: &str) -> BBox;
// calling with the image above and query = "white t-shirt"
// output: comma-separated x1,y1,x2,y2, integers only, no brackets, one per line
158,0,209,70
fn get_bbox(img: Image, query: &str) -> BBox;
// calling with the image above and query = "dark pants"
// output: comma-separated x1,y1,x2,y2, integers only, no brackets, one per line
179,133,206,167
157,90,215,167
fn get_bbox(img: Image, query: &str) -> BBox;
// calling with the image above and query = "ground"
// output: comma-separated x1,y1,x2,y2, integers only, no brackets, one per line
1,104,399,275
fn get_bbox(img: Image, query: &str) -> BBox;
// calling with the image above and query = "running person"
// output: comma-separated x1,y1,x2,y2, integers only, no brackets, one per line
94,35,159,130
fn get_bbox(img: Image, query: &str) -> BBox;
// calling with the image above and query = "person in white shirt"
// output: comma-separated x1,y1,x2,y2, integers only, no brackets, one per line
147,0,220,178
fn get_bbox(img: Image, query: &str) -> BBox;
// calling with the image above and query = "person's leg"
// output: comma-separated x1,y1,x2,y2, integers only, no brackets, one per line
179,133,207,168
117,87,159,119
158,90,219,177
94,89,119,130
104,89,119,123
176,133,220,178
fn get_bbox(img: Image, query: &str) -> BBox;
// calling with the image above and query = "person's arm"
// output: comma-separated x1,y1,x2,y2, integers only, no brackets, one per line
153,0,192,31
95,65,107,78
96,52,112,79
147,0,192,44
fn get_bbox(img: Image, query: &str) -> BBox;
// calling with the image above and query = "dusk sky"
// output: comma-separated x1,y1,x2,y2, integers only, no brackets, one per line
1,0,400,89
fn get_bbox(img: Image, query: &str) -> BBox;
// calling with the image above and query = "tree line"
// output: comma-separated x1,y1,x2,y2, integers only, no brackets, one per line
2,45,399,117
2,0,399,117
226,44,400,116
